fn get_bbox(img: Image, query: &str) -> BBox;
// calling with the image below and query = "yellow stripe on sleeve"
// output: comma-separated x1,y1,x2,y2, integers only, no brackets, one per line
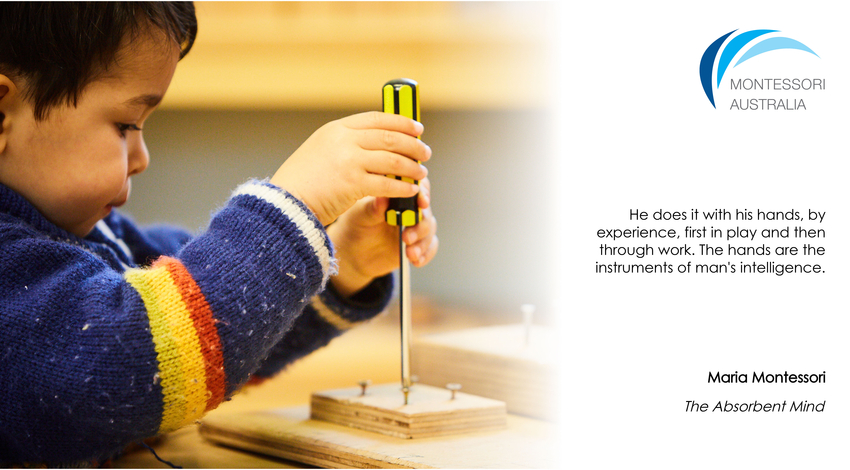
125,266,210,433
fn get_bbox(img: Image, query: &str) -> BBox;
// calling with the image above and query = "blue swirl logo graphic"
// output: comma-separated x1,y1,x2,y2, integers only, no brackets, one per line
700,29,819,108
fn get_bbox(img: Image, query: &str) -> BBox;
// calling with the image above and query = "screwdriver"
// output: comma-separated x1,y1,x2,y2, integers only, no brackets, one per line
382,78,421,405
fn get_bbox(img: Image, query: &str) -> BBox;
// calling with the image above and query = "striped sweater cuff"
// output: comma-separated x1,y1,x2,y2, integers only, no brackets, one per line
311,273,395,331
231,180,337,287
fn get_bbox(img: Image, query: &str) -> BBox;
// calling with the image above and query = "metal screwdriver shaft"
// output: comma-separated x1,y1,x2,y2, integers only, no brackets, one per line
382,78,421,405
399,224,412,404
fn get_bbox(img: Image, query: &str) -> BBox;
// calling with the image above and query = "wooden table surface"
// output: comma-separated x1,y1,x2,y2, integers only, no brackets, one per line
113,301,502,468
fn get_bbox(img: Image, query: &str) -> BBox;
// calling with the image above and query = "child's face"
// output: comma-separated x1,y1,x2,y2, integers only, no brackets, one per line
0,33,179,237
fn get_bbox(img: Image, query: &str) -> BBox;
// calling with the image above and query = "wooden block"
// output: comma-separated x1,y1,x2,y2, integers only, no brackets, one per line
310,383,506,439
411,324,557,421
199,405,558,469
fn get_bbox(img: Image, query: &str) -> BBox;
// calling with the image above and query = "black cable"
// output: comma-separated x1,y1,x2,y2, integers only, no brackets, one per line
139,441,183,469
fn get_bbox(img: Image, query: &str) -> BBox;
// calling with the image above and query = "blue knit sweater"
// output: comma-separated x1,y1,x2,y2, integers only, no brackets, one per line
0,179,393,465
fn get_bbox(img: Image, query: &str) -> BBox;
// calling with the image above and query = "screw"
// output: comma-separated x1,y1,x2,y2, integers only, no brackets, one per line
521,304,535,347
358,379,371,396
446,383,462,400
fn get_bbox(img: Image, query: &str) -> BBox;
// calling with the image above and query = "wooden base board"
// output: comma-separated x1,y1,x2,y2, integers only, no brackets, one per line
199,405,558,468
412,324,557,421
310,383,506,439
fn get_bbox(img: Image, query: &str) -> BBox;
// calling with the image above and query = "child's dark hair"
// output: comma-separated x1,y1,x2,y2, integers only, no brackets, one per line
0,2,197,120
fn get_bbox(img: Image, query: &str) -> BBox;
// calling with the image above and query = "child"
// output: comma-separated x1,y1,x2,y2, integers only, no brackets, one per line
0,3,438,466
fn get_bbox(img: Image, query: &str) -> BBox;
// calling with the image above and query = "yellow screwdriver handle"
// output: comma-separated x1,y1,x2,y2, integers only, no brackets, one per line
383,78,421,227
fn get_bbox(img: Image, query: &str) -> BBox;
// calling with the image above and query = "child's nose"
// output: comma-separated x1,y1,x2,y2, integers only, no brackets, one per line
128,133,150,176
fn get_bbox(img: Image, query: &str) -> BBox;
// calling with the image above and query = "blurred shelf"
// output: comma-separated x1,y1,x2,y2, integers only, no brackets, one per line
162,1,554,111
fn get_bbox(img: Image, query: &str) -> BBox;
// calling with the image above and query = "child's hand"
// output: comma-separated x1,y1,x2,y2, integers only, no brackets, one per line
271,112,431,226
328,177,438,298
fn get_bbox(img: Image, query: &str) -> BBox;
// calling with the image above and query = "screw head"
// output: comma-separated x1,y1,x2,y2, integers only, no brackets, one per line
446,383,462,399
358,379,372,395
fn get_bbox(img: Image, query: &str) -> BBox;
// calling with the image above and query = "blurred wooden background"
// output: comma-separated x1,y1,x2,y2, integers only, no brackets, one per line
163,2,553,110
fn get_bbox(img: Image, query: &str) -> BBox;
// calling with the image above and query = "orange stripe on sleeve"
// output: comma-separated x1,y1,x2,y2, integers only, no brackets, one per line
155,257,226,411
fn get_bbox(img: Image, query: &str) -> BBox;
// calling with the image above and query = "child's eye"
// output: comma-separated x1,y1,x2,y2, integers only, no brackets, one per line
116,123,143,136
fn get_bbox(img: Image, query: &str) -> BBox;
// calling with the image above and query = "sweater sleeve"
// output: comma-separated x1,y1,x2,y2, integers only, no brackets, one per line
92,211,194,267
0,180,333,465
252,273,394,380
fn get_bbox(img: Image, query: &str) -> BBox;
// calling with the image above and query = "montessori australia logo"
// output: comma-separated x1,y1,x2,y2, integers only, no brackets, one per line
699,29,823,110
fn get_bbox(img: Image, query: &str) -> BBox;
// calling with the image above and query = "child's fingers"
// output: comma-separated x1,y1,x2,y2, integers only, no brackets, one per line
408,233,439,267
420,235,439,266
363,150,428,182
355,128,431,163
403,206,438,267
417,178,431,210
343,111,424,137
403,208,436,245
365,173,420,199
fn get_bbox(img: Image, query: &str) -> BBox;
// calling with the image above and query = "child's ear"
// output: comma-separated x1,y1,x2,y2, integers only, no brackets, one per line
0,74,18,154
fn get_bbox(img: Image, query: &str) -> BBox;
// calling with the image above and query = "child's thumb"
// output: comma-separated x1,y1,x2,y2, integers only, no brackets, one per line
357,196,390,225
371,197,390,216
